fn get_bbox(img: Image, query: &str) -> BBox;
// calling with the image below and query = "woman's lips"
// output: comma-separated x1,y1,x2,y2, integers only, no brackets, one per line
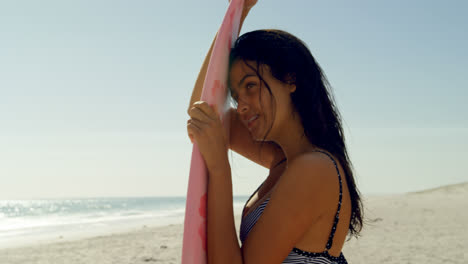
248,115,259,129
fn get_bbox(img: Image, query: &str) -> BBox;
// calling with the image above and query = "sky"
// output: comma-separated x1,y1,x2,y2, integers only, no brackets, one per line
0,0,467,199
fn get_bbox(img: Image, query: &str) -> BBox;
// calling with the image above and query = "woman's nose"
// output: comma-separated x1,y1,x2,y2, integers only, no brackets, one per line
236,98,249,114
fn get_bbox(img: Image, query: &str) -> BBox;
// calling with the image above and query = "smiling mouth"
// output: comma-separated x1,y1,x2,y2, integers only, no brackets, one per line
248,115,259,129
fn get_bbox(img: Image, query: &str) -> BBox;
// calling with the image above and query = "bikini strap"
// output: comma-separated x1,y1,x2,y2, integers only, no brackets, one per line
311,150,343,252
243,158,287,213
273,157,287,168
243,182,263,211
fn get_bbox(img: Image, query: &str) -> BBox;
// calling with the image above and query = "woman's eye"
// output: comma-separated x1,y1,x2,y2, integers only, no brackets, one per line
246,83,256,89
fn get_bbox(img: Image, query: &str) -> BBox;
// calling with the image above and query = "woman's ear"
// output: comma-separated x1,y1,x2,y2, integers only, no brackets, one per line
286,80,296,93
285,73,296,93
289,83,296,93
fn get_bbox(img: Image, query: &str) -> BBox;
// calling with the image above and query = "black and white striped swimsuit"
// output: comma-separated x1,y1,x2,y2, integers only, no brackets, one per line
239,150,348,264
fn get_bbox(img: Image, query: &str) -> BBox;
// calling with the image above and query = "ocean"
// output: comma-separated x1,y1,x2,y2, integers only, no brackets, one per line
0,196,249,249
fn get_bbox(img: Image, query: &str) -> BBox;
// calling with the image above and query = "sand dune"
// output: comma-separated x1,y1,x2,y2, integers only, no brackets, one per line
342,182,467,263
0,183,467,264
409,181,468,195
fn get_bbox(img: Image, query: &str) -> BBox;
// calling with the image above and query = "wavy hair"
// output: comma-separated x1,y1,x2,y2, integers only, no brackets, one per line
228,29,363,237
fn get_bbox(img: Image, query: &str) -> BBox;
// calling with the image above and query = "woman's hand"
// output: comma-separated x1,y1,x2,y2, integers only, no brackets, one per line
229,0,258,12
243,0,258,11
187,101,229,171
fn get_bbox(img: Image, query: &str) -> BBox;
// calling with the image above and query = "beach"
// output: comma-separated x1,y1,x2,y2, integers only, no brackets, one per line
0,182,466,264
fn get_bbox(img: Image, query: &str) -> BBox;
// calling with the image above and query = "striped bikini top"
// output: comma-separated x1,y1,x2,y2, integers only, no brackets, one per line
239,150,348,264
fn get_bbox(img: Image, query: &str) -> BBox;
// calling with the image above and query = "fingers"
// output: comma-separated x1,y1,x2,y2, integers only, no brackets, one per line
189,101,218,121
244,0,258,10
194,101,216,115
187,118,202,143
187,101,221,144
188,107,212,124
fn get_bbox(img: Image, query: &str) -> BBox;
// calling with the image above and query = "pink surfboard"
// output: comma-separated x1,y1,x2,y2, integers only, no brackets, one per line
182,0,244,263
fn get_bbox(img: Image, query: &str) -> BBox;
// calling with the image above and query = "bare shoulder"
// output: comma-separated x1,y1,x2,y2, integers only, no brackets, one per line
278,150,342,205
304,149,344,188
241,150,344,262
287,150,341,182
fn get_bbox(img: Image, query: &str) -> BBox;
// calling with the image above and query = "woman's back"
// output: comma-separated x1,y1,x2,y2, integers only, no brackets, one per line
239,149,351,264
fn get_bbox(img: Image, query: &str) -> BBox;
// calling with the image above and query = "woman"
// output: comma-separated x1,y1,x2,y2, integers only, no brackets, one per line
187,1,363,263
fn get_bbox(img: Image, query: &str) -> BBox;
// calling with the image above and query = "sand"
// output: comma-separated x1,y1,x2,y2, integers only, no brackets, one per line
1,182,467,264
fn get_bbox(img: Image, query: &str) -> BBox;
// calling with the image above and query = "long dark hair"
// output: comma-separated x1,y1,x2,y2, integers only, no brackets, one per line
228,29,363,237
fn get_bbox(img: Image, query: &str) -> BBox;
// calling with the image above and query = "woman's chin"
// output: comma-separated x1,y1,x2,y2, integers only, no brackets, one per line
252,133,268,142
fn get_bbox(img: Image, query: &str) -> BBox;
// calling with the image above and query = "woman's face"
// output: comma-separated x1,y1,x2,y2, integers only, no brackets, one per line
228,59,295,141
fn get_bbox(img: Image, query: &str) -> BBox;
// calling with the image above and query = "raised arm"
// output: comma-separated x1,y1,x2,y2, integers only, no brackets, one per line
186,1,285,169
187,2,253,115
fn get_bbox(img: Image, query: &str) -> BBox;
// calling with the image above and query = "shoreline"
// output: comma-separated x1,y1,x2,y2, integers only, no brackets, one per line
0,213,245,264
1,183,467,264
